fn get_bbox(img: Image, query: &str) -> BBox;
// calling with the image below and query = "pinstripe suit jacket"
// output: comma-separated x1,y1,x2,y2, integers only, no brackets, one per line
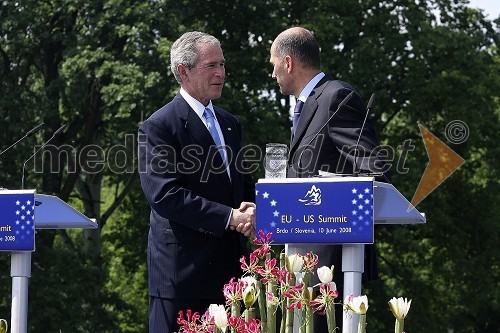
138,94,254,299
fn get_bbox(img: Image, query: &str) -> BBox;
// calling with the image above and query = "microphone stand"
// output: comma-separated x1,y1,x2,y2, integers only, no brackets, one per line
0,123,44,157
0,123,44,190
21,124,66,190
296,92,354,175
353,94,375,177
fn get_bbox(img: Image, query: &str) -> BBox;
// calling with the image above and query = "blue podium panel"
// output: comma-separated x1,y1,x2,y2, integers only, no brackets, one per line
256,177,374,244
0,190,36,251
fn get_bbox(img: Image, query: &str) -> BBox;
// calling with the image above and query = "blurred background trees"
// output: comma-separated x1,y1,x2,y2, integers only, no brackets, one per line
0,0,498,331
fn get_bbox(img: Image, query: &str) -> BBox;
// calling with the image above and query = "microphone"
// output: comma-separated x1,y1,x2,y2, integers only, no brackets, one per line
353,93,375,176
296,91,354,172
0,123,45,157
366,93,376,111
21,124,66,189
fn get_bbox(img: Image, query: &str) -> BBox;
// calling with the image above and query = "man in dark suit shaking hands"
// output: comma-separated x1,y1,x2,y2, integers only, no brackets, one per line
270,27,389,331
139,31,256,332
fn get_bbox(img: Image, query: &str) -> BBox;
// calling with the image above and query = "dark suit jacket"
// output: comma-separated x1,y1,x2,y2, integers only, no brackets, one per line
287,75,389,283
288,76,388,179
138,94,254,299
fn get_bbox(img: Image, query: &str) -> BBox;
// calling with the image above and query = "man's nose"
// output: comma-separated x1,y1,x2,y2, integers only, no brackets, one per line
215,66,225,77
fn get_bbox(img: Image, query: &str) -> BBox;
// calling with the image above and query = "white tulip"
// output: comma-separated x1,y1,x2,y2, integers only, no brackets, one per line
286,254,304,272
242,284,258,308
317,265,333,284
388,297,412,320
345,295,369,315
240,275,258,288
209,304,228,331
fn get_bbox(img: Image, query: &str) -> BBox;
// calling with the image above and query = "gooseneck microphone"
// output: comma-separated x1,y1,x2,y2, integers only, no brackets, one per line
297,91,354,172
353,93,376,176
0,123,45,157
21,124,66,189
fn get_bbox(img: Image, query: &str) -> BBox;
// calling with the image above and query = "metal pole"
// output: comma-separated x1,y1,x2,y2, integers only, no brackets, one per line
10,251,31,333
342,244,364,333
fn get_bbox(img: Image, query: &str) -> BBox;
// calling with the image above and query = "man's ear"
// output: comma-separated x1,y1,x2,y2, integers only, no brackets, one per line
178,64,188,80
284,55,293,72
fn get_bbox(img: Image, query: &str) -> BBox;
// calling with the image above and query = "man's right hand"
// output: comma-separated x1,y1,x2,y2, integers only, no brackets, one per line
229,202,256,237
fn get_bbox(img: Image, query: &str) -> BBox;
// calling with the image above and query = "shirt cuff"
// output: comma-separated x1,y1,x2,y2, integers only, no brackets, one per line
225,208,233,229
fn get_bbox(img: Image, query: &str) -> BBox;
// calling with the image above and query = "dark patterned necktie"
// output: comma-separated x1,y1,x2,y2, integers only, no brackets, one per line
292,100,304,135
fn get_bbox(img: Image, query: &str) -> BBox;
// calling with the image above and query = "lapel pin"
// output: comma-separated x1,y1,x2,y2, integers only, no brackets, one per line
228,127,231,131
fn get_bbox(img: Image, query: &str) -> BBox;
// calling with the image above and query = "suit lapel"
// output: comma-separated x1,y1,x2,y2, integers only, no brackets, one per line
175,95,211,147
175,95,233,192
290,76,331,152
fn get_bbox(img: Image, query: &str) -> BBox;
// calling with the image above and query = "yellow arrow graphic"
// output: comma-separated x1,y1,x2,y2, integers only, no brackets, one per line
409,123,465,211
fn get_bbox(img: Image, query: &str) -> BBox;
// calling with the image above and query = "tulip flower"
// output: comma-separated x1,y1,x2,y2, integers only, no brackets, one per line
241,276,261,327
316,265,334,284
345,295,369,315
389,297,412,333
388,297,412,320
345,295,369,333
209,304,228,332
242,284,259,308
286,254,304,272
241,276,258,290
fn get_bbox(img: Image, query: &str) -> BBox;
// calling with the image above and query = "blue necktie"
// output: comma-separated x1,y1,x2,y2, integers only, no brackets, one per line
203,108,227,165
292,100,304,135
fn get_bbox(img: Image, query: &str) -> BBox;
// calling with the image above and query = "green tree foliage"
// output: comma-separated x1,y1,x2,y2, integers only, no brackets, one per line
0,0,498,332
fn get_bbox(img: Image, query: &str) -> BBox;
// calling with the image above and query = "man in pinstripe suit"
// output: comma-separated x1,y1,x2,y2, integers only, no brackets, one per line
138,31,255,332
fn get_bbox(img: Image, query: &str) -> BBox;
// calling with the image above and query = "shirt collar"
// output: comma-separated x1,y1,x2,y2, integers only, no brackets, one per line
297,72,325,103
180,87,214,119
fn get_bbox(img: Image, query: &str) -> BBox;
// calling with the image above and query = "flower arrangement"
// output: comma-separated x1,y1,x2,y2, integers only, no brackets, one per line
176,231,411,333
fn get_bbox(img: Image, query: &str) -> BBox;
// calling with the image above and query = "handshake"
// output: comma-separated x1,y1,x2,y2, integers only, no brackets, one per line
229,202,256,237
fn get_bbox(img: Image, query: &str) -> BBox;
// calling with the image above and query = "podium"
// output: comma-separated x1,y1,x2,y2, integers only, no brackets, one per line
0,189,97,333
256,176,425,333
